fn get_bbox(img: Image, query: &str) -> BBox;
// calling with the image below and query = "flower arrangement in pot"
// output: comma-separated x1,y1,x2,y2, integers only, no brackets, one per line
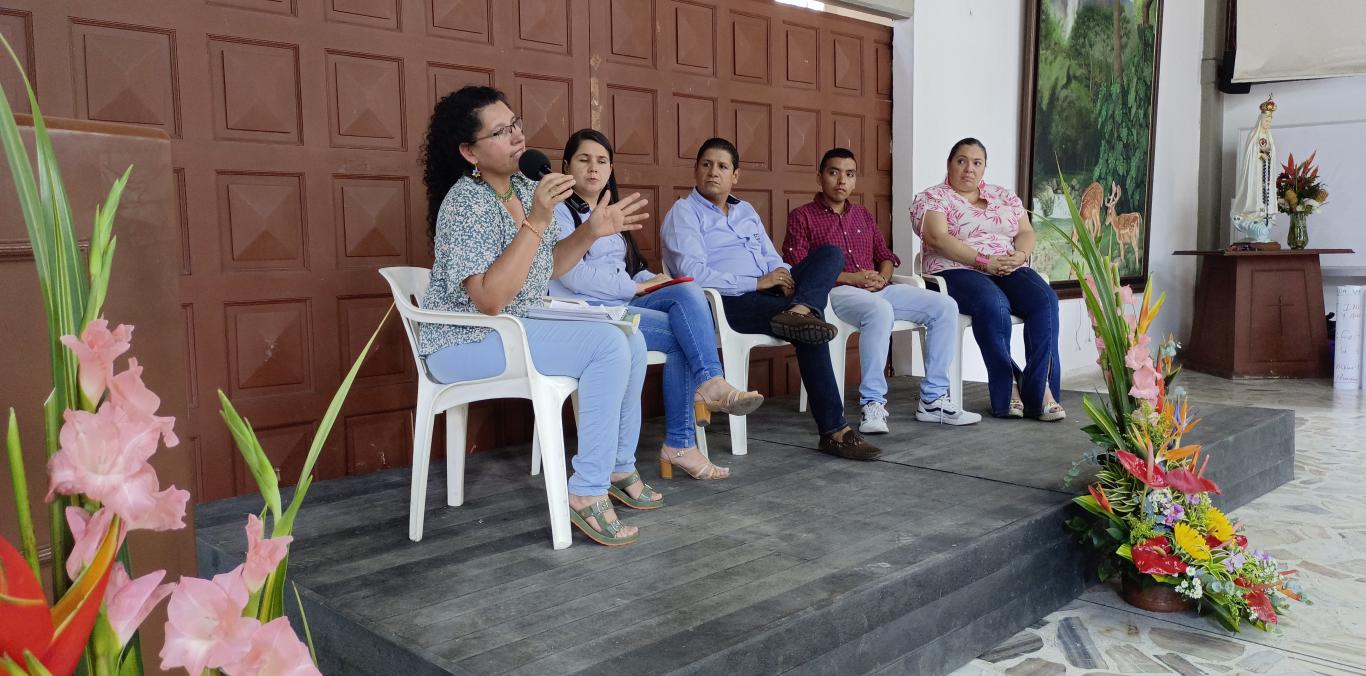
1044,174,1307,631
1275,151,1328,250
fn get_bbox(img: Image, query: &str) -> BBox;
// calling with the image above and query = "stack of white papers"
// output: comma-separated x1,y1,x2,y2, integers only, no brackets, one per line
526,299,628,322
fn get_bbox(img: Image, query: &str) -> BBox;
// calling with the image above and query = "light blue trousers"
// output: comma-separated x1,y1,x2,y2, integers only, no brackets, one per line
828,284,959,405
629,282,724,448
425,318,647,496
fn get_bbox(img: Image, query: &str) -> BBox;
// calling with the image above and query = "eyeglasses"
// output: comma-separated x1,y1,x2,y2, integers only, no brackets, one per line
474,116,524,143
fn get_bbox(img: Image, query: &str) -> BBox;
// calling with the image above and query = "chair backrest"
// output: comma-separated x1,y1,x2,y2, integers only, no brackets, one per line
379,266,432,379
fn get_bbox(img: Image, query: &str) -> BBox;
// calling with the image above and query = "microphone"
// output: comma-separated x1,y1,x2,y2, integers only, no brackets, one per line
518,149,590,215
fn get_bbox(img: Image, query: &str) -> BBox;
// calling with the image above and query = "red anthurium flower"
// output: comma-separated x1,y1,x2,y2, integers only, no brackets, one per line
1116,450,1168,488
1235,577,1252,588
1234,534,1248,548
1132,536,1186,575
1205,534,1225,549
1088,484,1113,513
1245,590,1278,624
1165,468,1221,495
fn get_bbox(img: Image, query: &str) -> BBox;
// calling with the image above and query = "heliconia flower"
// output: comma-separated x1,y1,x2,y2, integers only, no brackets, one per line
1116,449,1168,488
243,514,293,593
64,506,124,581
1166,468,1222,496
104,565,177,647
47,405,188,532
1173,522,1211,561
108,358,179,448
232,617,321,676
161,567,259,676
58,320,133,404
1087,484,1112,513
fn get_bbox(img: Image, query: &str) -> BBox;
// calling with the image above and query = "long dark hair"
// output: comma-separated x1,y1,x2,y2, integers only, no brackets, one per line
560,128,648,276
421,85,507,238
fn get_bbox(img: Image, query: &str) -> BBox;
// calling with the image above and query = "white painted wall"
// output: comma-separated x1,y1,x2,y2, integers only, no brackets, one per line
891,0,1205,384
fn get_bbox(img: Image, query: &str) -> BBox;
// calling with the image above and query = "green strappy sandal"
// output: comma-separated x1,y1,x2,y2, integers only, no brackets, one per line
569,498,639,546
607,471,664,510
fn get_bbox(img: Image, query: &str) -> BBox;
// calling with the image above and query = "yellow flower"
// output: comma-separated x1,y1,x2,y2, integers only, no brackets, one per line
1284,190,1299,207
1206,507,1234,542
1316,189,1329,202
1174,522,1211,560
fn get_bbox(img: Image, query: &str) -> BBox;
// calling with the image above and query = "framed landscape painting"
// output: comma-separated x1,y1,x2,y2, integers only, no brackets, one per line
1018,0,1163,291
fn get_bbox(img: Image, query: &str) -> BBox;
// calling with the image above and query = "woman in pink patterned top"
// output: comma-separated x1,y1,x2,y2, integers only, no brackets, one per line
910,138,1064,422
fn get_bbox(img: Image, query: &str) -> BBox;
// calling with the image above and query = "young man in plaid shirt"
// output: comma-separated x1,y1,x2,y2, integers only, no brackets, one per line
784,148,981,433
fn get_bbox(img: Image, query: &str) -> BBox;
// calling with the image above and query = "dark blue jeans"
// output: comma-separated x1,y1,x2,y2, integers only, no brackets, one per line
939,267,1060,418
721,244,847,435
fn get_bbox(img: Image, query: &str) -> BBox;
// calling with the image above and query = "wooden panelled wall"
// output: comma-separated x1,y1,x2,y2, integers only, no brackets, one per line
0,0,892,501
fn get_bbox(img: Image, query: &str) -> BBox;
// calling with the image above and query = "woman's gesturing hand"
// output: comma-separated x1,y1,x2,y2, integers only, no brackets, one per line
585,191,649,238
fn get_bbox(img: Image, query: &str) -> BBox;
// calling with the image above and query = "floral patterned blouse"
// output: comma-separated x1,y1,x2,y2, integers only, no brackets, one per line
418,173,558,355
910,180,1025,274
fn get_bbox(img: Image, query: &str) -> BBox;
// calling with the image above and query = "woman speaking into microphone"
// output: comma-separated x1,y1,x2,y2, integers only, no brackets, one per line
418,86,653,546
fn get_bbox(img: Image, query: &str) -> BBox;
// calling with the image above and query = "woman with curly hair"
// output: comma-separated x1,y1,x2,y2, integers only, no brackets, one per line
419,86,652,546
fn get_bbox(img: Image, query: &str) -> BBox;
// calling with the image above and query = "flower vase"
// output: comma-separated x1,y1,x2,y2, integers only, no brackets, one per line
1121,573,1191,613
1288,212,1309,250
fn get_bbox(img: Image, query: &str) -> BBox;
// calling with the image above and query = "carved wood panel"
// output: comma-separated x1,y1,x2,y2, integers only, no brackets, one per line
4,0,888,500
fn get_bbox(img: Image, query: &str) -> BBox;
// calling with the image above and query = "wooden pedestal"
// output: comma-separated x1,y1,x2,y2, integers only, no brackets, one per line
1175,249,1352,379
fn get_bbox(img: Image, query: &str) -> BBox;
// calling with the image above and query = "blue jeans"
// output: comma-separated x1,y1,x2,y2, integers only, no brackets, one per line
720,244,847,435
629,282,724,448
938,267,1060,417
829,284,960,405
424,318,647,496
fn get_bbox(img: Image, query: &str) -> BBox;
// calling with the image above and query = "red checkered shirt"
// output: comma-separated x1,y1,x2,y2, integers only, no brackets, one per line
783,194,901,273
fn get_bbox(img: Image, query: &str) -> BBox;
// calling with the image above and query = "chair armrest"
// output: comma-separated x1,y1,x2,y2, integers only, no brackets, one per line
702,287,731,334
889,274,926,289
544,296,590,306
921,273,950,297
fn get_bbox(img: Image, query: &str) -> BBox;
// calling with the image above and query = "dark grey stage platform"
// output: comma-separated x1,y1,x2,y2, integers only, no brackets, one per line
195,380,1294,675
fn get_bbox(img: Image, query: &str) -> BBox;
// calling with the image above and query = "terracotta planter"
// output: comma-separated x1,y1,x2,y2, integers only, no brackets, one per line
1121,575,1192,613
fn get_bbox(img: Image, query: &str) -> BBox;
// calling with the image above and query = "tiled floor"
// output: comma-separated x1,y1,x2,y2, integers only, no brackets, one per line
951,372,1366,676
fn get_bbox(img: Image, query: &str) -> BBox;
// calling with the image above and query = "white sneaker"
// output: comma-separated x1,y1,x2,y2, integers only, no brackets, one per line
859,401,890,434
916,396,982,426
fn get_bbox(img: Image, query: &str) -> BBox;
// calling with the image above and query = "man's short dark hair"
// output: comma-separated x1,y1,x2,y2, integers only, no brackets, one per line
820,147,857,172
695,137,740,167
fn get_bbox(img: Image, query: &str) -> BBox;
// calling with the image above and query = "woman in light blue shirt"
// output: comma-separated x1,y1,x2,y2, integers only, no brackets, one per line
549,129,763,480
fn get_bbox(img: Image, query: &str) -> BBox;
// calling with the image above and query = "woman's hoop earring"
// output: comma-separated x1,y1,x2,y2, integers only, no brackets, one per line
471,165,481,180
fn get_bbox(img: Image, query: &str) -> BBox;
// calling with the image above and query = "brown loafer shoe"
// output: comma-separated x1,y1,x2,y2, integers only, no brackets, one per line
818,428,882,461
769,309,836,345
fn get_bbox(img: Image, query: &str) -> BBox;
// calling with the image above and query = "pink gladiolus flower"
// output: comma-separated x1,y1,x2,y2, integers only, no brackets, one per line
47,405,188,531
234,617,321,676
105,565,176,647
161,567,259,675
59,320,132,404
109,358,179,448
243,514,293,593
1125,334,1153,371
64,506,123,581
1119,285,1137,308
1129,363,1161,403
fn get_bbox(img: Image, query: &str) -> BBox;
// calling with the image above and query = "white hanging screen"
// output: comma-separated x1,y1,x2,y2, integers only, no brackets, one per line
1234,0,1366,82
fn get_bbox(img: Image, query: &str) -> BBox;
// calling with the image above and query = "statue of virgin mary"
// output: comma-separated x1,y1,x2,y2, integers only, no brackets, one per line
1230,96,1277,242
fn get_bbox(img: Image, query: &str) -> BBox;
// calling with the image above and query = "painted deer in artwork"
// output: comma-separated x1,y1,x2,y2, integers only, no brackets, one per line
1077,181,1104,242
1104,182,1143,266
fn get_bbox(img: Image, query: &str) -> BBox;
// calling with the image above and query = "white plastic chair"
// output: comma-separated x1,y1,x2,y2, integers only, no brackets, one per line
798,275,931,413
702,287,786,456
381,266,577,549
908,251,1026,406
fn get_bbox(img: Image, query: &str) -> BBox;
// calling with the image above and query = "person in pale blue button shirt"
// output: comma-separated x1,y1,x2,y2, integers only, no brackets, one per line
549,129,764,481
